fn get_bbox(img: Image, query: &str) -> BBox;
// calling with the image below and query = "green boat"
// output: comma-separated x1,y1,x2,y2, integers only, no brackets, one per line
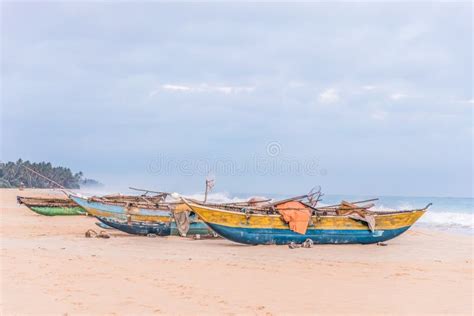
17,196,86,216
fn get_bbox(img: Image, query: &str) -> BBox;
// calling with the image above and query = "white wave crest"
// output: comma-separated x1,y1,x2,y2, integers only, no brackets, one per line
418,211,474,230
367,204,473,231
181,192,263,204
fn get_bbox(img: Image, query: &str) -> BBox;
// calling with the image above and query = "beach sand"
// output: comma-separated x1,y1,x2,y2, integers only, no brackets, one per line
1,188,472,315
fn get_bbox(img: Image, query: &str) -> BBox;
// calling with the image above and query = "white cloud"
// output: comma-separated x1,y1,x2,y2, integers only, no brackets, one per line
362,85,376,91
371,110,388,121
390,93,407,101
162,84,192,92
152,83,255,95
148,90,158,97
399,23,428,42
318,88,340,103
288,81,305,88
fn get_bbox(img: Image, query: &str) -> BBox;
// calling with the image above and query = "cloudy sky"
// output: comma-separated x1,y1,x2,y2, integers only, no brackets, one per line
1,2,472,197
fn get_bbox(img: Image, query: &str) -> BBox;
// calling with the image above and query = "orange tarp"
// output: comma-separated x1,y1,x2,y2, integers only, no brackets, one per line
276,201,312,235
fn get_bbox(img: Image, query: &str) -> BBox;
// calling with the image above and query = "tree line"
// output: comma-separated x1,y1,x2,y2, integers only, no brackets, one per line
0,159,101,189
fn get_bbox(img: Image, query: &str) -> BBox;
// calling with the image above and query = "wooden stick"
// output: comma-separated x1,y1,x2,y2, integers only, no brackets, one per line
138,195,158,205
129,187,169,195
269,194,311,206
316,198,379,209
222,199,273,206
22,165,67,190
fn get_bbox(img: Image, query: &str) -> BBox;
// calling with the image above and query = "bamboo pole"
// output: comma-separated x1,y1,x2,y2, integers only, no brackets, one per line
22,165,67,190
269,193,312,206
316,198,379,209
129,187,168,195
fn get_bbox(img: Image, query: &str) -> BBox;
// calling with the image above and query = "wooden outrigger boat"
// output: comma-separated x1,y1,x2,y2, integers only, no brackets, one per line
183,194,431,245
17,196,87,216
69,193,213,236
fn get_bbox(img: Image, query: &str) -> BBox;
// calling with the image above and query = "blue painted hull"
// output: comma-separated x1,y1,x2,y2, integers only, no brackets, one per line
97,217,171,236
207,223,411,245
97,216,212,236
95,222,114,230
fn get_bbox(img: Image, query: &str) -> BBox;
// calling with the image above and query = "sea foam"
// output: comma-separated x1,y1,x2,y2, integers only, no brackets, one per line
418,211,474,230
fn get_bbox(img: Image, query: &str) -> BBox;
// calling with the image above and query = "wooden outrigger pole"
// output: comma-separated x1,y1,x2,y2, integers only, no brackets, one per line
22,165,67,190
315,198,379,210
129,187,169,196
269,187,323,207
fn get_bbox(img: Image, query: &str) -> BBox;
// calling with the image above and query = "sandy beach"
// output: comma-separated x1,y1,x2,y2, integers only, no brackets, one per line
0,188,472,315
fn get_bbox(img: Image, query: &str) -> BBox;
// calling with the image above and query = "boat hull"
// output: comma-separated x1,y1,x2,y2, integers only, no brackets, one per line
28,206,86,216
97,216,211,236
186,202,427,245
206,222,410,245
95,222,114,230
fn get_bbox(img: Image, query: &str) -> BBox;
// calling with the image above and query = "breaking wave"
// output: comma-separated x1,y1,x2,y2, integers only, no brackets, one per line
417,211,473,231
373,203,473,233
183,192,246,203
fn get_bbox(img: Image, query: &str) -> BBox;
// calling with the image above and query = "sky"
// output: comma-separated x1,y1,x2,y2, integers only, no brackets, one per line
1,2,472,197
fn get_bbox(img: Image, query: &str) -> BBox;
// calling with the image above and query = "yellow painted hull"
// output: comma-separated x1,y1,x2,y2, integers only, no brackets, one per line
186,202,427,245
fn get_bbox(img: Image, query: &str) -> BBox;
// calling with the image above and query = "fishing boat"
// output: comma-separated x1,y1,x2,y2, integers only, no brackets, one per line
69,193,213,237
182,194,431,245
17,196,86,216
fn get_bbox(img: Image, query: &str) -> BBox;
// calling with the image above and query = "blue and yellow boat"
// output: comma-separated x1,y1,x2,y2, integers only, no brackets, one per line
70,194,212,236
183,199,431,245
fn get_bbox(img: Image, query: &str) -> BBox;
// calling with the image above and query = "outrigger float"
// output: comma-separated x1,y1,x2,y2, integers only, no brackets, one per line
183,190,431,245
17,196,86,216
